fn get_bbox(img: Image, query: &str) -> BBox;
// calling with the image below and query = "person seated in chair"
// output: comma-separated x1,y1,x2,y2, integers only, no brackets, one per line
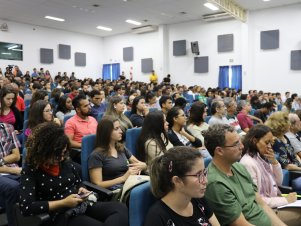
144,146,220,226
88,116,146,191
203,124,286,226
64,95,97,149
0,123,22,226
20,122,128,226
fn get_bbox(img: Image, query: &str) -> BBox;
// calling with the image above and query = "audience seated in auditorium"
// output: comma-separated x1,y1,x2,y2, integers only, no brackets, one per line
129,96,149,127
64,95,97,149
20,122,129,226
203,124,286,226
136,111,173,166
55,95,76,125
88,116,146,190
166,107,202,148
144,146,220,226
0,123,21,226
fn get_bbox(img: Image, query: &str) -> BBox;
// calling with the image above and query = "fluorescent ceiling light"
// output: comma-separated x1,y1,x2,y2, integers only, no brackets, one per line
45,16,65,22
1,52,11,55
263,0,271,1
96,26,112,31
12,49,22,52
7,45,18,50
204,2,219,11
126,19,142,26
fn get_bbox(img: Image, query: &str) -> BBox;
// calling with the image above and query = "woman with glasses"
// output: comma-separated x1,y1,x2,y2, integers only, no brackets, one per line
20,122,128,226
144,146,220,226
25,100,61,137
240,124,301,226
166,106,202,148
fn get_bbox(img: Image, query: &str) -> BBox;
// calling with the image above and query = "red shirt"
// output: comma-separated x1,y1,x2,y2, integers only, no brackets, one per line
16,95,25,112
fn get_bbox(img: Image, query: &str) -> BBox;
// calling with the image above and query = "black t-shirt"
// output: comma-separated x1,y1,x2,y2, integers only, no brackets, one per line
144,198,213,226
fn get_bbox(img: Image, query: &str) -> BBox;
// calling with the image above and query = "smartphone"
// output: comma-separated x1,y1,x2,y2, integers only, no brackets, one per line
78,191,92,199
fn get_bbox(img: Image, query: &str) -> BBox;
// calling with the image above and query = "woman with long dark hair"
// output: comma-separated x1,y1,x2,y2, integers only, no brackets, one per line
20,122,128,226
187,102,209,144
136,111,173,165
166,106,202,148
25,100,61,137
129,96,149,127
88,116,146,190
0,86,23,131
55,95,75,125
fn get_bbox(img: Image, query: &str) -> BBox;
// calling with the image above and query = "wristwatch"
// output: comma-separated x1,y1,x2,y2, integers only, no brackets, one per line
0,158,5,166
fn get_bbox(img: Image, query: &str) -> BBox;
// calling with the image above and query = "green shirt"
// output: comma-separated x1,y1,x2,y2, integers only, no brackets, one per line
205,162,271,226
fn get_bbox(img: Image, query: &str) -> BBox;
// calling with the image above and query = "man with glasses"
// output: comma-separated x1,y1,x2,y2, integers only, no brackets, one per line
208,100,230,126
203,124,286,226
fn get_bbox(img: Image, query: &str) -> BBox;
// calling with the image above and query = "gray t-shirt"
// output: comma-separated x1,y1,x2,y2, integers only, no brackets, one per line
88,148,132,183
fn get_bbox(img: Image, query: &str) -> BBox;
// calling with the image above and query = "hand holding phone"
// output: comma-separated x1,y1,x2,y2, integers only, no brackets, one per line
77,191,93,199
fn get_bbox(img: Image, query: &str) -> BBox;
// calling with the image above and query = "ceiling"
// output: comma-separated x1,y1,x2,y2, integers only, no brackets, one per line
0,0,300,37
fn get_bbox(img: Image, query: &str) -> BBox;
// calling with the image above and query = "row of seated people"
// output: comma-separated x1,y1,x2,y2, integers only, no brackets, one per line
2,118,301,226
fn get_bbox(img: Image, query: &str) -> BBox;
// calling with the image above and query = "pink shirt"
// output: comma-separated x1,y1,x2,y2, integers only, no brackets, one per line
0,110,16,126
64,114,97,143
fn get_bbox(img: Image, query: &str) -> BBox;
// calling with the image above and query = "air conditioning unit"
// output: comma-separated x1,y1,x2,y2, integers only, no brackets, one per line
0,23,8,31
131,25,158,34
202,12,233,22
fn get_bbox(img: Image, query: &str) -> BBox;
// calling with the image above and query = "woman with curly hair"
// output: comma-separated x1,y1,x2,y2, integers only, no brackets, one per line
20,122,128,226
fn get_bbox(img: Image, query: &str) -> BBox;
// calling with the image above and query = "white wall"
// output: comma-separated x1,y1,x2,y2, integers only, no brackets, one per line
168,19,244,87
101,3,301,93
0,20,103,79
246,4,301,93
102,27,164,83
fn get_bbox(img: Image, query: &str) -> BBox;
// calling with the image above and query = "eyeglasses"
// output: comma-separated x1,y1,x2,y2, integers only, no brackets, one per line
43,109,53,113
183,169,208,183
223,140,242,148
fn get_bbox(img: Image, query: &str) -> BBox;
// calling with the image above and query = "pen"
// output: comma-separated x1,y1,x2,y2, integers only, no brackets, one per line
281,194,301,198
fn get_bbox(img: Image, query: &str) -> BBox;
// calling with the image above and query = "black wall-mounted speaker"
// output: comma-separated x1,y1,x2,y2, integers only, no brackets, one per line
191,41,199,55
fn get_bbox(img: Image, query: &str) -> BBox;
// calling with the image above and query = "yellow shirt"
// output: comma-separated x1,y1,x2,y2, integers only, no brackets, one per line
149,73,158,83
